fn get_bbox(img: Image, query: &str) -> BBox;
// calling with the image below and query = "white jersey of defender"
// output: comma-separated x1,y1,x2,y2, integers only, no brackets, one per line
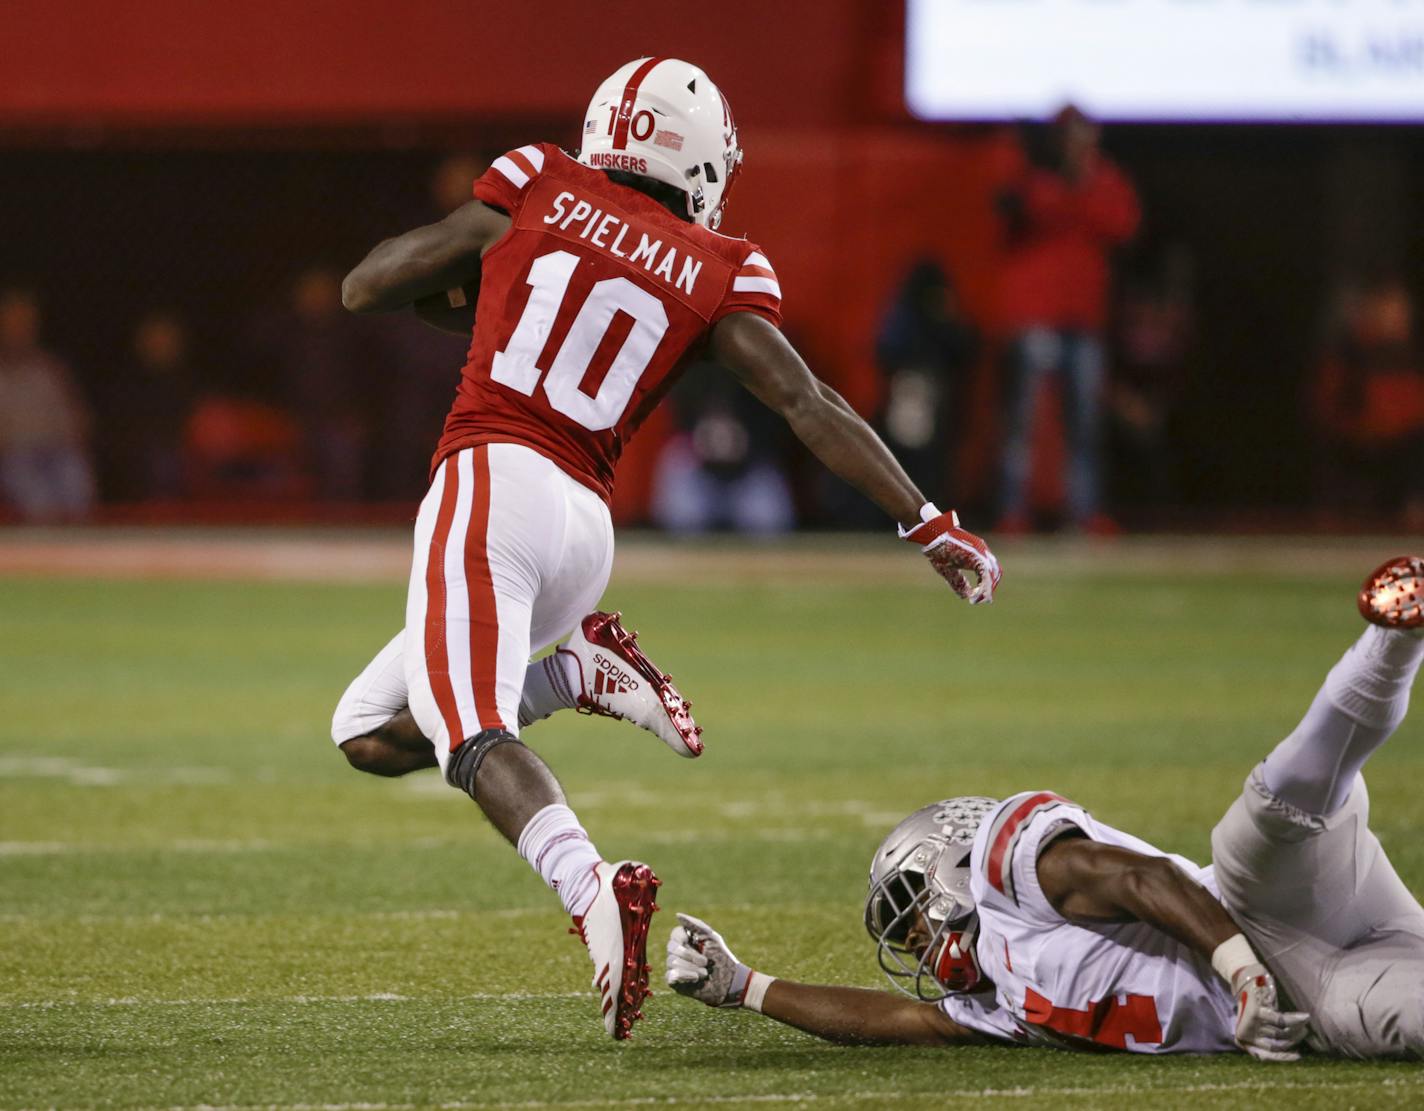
940,792,1238,1054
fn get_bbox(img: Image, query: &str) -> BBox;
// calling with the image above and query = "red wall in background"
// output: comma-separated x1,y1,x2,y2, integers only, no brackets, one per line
4,0,1011,515
0,0,900,126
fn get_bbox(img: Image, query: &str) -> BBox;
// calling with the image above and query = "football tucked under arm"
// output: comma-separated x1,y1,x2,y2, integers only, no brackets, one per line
413,280,479,336
342,200,507,314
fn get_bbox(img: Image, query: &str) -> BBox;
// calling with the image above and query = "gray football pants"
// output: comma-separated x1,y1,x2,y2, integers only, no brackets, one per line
1212,765,1424,1059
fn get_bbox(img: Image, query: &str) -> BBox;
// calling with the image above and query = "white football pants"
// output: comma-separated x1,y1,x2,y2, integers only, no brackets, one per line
331,444,613,774
1211,628,1424,1059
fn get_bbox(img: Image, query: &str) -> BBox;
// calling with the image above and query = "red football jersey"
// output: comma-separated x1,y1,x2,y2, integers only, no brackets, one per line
433,142,783,502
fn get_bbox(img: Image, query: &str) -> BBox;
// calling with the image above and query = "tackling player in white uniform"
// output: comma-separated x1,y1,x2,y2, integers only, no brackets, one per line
666,556,1424,1060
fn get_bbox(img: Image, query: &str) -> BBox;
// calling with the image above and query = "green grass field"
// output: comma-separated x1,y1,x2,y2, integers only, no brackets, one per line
3,534,1422,1109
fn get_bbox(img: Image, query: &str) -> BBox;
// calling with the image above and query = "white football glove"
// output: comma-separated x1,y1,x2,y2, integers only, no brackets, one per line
1230,964,1311,1062
1213,934,1310,1062
898,503,1002,605
666,913,774,1010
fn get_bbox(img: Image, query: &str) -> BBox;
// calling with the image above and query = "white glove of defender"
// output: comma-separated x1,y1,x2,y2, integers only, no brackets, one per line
666,912,768,1009
1230,964,1311,1061
1213,934,1310,1062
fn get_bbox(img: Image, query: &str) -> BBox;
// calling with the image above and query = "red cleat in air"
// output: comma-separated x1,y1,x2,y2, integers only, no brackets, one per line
1358,556,1424,630
559,611,703,757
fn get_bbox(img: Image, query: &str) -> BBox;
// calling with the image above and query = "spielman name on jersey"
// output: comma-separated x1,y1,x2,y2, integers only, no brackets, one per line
544,190,703,296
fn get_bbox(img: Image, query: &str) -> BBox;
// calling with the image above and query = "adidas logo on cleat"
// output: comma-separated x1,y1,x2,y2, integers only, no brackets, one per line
593,653,639,695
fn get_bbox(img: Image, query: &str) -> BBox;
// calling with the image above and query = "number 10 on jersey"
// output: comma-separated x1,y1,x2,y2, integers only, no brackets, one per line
491,249,670,432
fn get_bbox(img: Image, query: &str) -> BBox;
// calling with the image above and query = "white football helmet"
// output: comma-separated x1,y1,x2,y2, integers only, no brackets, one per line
578,57,743,230
864,796,998,1000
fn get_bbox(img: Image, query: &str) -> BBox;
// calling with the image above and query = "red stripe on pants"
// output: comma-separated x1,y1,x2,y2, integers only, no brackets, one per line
465,447,504,732
424,462,465,749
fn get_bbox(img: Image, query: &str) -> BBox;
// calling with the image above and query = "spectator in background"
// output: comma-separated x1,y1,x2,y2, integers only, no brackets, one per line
1312,276,1424,529
651,357,795,535
250,265,376,501
874,259,980,505
0,287,95,521
371,154,491,500
430,153,492,217
109,309,199,500
1107,247,1195,519
994,105,1140,534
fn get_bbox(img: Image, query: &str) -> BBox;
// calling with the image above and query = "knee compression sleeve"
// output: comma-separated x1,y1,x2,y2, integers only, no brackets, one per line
447,728,524,801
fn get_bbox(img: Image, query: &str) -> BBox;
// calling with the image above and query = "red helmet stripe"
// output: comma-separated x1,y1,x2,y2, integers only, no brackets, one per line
612,56,665,151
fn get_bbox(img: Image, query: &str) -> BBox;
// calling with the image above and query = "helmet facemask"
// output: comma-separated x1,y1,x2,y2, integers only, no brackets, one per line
863,796,997,1001
865,852,982,1001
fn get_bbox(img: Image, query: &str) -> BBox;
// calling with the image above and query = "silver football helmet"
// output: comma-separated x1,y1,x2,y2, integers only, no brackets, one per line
863,796,998,1000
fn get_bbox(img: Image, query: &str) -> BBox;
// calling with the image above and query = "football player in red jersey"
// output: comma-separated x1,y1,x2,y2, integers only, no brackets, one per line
667,558,1424,1061
329,58,1002,1041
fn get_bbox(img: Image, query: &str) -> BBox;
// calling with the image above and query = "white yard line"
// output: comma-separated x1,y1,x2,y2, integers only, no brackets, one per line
0,530,1413,585
0,906,551,925
130,1074,1424,1110
0,756,232,787
0,839,280,856
1,991,587,1010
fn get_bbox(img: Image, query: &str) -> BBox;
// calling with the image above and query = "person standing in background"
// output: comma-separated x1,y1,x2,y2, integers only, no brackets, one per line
372,155,492,501
1312,276,1424,531
108,309,200,501
249,266,377,501
993,106,1139,534
650,356,796,535
874,259,980,509
0,287,96,522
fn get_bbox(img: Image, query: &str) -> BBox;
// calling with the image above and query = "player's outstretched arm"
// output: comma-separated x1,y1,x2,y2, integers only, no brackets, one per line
1037,835,1310,1061
712,312,924,525
666,913,979,1046
341,200,511,315
712,312,1001,603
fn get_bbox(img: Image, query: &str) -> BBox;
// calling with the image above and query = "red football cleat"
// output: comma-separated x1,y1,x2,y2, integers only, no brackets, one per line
559,611,703,757
1358,556,1424,630
570,860,661,1040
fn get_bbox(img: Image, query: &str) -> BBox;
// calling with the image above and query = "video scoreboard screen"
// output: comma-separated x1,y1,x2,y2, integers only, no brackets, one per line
906,0,1424,122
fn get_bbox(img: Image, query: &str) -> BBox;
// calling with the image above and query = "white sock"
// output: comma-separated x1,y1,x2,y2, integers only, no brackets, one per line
1262,627,1424,816
1324,624,1424,728
516,803,602,919
517,651,582,730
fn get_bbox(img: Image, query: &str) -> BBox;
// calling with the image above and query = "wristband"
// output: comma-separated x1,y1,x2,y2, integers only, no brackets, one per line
1210,932,1257,984
743,970,777,1013
897,502,944,539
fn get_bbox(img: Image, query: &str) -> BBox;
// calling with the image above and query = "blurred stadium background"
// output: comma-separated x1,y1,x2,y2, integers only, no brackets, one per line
4,3,1424,1108
2,0,1421,531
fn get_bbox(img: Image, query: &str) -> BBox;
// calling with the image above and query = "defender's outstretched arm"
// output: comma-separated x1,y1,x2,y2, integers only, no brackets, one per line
342,200,510,314
711,311,924,528
758,981,981,1046
665,913,980,1047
